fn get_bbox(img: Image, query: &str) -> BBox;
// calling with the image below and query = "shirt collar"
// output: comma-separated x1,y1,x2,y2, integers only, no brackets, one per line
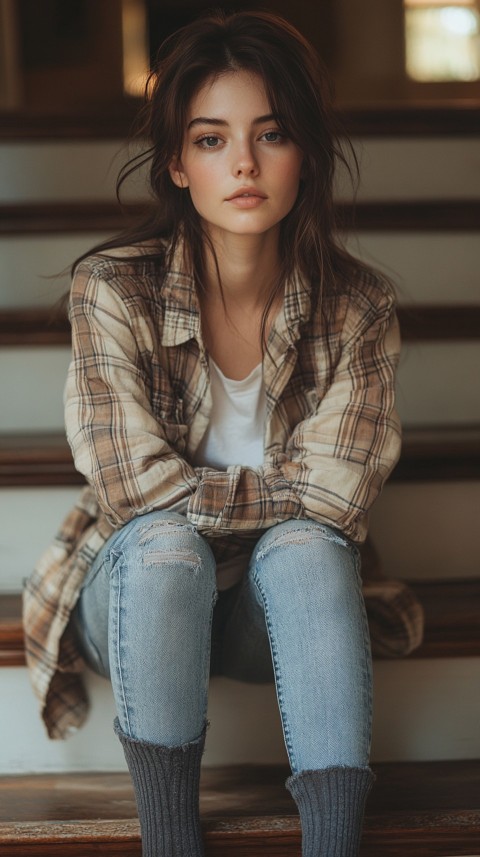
273,266,312,347
160,237,312,348
160,239,202,347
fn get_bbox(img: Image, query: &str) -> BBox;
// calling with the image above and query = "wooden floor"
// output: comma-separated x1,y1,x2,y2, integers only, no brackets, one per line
0,760,479,855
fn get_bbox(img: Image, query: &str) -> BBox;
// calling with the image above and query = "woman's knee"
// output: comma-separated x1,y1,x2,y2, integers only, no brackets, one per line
251,519,360,598
111,510,217,598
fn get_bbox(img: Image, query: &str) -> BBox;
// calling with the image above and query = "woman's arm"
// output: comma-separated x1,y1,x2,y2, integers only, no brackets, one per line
187,288,401,543
64,261,199,527
65,259,400,543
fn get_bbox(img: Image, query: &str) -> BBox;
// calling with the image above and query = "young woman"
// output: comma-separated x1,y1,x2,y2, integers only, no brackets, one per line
24,10,406,856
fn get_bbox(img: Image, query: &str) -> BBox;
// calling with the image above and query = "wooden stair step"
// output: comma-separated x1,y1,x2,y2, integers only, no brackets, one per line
2,103,480,139
2,305,480,347
0,594,24,666
408,578,480,659
2,578,480,667
392,425,480,482
1,426,479,488
0,760,479,855
0,433,84,487
2,200,480,235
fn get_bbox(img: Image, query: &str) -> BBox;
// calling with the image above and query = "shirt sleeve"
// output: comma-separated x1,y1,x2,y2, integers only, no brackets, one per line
64,263,199,528
186,288,401,543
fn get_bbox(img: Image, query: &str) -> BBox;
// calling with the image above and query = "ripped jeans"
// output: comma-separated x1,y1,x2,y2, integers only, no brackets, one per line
71,512,373,774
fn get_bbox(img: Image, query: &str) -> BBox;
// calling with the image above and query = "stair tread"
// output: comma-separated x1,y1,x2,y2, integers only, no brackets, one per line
2,103,480,139
0,761,479,855
2,200,480,235
2,305,480,347
2,578,480,665
1,426,479,486
409,578,480,658
0,594,24,666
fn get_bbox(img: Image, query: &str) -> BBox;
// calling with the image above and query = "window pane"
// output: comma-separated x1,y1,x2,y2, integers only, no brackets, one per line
405,4,480,81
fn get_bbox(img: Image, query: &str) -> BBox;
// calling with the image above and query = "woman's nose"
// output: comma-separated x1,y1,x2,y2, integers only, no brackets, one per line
232,142,259,177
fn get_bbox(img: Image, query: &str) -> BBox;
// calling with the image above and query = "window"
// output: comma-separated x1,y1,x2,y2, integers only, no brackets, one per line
122,0,149,97
405,0,480,81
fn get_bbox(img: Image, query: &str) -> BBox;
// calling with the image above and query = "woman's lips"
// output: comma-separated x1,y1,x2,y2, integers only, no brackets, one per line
226,191,267,209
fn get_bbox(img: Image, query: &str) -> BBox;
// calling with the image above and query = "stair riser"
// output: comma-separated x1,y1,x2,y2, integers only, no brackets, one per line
2,481,480,595
2,343,479,433
361,837,480,857
1,232,479,309
2,138,479,203
369,481,480,582
0,845,141,856
1,663,480,773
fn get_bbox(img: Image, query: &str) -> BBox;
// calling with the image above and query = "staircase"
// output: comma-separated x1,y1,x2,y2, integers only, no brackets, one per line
0,108,479,854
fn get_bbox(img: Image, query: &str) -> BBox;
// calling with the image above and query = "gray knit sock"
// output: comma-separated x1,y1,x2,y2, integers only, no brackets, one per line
286,766,375,857
114,718,206,857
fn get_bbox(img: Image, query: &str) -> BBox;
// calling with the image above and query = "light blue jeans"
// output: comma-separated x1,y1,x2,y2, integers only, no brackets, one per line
71,512,373,774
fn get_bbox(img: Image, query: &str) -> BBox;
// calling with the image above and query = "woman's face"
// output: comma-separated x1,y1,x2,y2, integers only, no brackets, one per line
169,70,303,244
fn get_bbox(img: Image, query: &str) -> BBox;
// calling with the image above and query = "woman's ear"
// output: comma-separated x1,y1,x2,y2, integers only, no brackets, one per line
168,158,189,189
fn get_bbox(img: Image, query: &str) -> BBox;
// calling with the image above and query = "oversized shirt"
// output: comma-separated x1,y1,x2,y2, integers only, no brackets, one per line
23,239,406,739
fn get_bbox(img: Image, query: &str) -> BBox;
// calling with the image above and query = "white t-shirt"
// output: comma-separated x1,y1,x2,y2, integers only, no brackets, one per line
194,358,265,469
193,358,266,588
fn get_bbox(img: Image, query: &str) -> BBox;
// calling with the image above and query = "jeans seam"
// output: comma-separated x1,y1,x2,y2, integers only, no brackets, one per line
353,551,374,755
111,552,132,737
252,570,297,772
201,587,219,713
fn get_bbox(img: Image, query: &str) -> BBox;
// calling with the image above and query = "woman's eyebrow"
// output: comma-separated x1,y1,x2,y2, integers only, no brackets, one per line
187,113,276,130
188,117,228,129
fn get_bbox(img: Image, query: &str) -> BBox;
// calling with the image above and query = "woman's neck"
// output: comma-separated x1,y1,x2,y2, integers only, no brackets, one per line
203,227,281,309
198,227,284,380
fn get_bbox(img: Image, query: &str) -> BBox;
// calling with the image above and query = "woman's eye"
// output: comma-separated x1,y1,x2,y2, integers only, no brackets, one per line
195,135,221,149
262,130,285,143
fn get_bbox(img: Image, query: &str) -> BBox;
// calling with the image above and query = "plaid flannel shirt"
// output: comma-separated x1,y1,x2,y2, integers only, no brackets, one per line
23,239,414,739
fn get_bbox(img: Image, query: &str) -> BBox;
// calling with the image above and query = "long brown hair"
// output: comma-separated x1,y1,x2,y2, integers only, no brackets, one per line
75,9,364,341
